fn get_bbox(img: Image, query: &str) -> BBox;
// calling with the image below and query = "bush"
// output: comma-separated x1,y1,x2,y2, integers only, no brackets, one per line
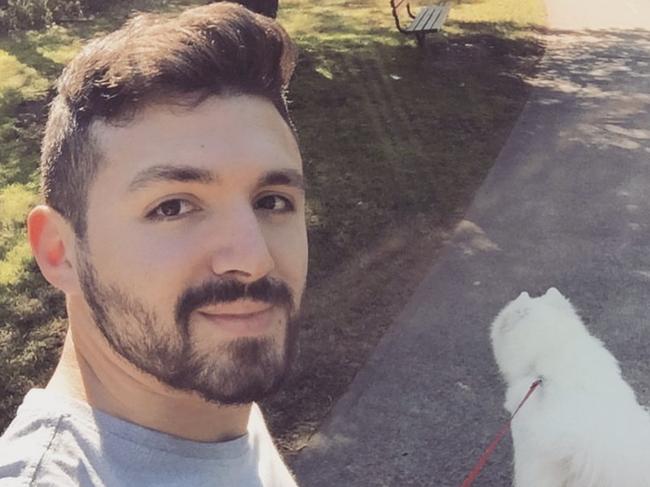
0,0,110,34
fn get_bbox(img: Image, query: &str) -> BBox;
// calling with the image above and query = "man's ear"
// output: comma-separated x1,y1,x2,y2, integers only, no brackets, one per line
27,205,80,295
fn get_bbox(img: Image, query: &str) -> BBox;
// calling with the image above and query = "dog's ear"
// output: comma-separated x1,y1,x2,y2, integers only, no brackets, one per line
545,287,570,305
544,287,577,314
545,287,562,298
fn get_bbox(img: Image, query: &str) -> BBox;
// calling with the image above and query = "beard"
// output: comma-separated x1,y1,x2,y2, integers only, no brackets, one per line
75,245,300,405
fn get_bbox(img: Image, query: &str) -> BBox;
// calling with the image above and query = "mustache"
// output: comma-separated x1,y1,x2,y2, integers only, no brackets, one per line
175,276,295,327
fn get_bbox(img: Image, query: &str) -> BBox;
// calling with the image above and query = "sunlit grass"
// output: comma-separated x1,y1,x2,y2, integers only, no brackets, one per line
28,26,84,65
449,0,546,26
0,183,37,225
0,241,31,285
0,51,49,97
280,0,546,47
0,183,37,285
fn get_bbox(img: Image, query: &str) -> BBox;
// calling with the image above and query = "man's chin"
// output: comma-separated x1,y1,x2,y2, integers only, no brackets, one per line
164,336,294,405
195,374,288,406
178,364,291,406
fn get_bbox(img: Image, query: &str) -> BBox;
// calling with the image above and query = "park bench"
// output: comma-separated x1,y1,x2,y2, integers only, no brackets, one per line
390,0,451,47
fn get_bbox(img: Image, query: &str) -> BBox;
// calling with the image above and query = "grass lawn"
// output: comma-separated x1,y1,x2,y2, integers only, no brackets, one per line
0,0,546,461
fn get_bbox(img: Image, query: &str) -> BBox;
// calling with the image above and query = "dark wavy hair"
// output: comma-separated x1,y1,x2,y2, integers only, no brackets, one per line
40,2,297,238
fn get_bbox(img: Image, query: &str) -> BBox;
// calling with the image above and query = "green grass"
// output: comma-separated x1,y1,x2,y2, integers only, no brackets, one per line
0,0,547,448
276,0,546,279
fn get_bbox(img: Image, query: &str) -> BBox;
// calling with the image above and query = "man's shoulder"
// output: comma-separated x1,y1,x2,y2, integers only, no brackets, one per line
0,389,101,487
0,394,299,487
0,398,67,486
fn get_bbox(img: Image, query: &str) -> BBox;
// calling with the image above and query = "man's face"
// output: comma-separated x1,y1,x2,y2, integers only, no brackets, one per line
75,95,308,405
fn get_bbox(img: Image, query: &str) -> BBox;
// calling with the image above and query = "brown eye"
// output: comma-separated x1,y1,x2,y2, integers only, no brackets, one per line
147,199,197,220
255,195,294,212
159,200,181,216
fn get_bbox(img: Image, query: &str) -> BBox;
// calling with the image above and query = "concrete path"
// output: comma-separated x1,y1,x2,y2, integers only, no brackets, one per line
292,0,650,485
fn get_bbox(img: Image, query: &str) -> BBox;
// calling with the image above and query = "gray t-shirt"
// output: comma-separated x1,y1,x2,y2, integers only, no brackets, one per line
0,389,298,486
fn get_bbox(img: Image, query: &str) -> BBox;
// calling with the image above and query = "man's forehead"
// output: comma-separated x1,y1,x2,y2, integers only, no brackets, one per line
88,95,302,186
90,94,296,144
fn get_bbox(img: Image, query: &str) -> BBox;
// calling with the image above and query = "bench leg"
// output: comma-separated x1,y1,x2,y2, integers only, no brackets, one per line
415,32,425,47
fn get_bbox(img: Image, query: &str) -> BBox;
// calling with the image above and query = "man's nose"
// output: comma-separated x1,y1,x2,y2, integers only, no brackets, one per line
209,205,275,282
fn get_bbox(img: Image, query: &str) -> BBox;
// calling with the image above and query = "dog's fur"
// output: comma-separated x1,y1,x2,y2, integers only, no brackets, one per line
490,288,650,487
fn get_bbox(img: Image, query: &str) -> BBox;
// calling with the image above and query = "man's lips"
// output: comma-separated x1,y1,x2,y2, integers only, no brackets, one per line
197,300,274,316
195,303,276,336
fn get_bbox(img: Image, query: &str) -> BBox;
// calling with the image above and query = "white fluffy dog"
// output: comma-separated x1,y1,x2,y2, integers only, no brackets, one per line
490,287,650,487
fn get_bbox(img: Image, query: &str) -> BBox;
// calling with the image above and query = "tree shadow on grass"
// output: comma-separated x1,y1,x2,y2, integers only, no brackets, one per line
0,89,47,187
262,19,546,455
0,0,211,87
0,36,62,81
0,260,66,433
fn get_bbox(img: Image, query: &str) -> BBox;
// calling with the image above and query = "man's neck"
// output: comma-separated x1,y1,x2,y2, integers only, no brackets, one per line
47,327,251,443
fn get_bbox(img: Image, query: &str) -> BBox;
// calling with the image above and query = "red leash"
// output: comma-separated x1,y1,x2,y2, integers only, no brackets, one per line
460,379,543,487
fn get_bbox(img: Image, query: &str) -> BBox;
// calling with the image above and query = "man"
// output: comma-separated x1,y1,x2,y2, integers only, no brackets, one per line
0,3,307,486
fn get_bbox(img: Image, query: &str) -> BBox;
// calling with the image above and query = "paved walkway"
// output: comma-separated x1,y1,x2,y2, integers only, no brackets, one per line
292,0,650,485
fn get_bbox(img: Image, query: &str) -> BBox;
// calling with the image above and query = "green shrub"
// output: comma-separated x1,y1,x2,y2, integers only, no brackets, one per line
0,0,114,33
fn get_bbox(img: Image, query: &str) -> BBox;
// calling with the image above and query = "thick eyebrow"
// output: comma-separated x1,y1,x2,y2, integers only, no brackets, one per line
256,169,305,192
126,165,305,193
127,165,215,193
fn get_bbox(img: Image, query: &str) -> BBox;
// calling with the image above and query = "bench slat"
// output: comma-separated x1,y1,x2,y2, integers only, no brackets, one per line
432,3,451,29
423,7,444,30
406,3,450,32
409,7,434,31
